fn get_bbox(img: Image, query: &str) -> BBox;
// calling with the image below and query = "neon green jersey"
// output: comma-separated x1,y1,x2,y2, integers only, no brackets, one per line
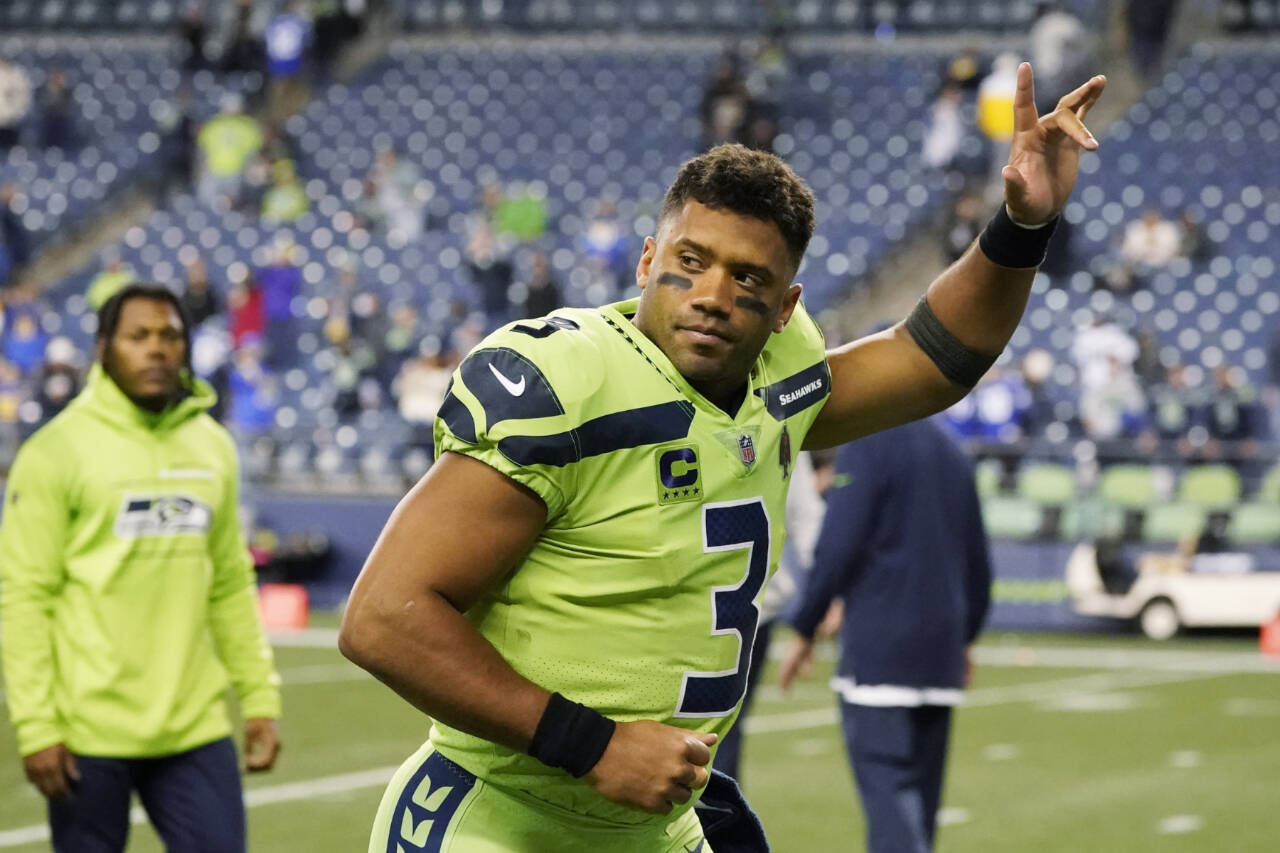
430,298,830,828
0,365,281,758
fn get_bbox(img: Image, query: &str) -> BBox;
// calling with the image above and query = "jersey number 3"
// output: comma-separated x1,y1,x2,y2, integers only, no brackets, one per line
675,498,770,718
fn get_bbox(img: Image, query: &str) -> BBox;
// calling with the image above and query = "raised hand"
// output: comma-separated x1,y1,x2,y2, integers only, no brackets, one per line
584,720,716,814
1003,63,1107,226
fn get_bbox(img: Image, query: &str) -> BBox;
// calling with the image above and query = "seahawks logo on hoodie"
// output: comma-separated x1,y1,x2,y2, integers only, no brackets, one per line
114,494,213,539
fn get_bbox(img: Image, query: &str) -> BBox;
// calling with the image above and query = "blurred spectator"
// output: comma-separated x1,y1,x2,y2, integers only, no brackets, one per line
1120,208,1180,269
155,88,198,205
331,337,376,417
580,199,628,296
976,53,1019,194
1177,209,1209,262
350,289,388,363
394,351,455,450
197,95,264,210
1,184,31,284
922,83,967,172
466,225,515,331
942,194,984,264
1145,363,1198,442
363,148,424,243
1204,366,1255,443
944,48,985,92
323,266,357,346
37,68,76,150
260,159,309,223
85,258,136,311
0,359,23,455
1072,313,1145,440
256,241,301,351
701,52,750,146
227,345,279,437
1133,327,1164,388
179,2,210,72
1126,0,1180,81
2,310,47,376
227,275,265,350
1029,2,1091,114
180,256,219,328
265,1,313,119
35,337,81,419
520,252,563,320
221,0,263,75
379,302,421,389
1019,348,1058,437
0,60,32,149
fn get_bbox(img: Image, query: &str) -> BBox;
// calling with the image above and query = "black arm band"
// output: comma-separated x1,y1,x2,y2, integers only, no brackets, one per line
526,692,616,778
903,296,997,389
978,204,1058,269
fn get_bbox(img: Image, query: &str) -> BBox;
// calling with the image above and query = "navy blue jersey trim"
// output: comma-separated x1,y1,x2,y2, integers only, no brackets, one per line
754,360,831,421
459,347,565,431
384,751,477,853
498,400,695,468
437,387,477,444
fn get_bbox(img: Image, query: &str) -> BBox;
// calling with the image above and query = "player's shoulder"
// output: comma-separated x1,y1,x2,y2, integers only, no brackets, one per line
753,299,831,421
447,307,629,421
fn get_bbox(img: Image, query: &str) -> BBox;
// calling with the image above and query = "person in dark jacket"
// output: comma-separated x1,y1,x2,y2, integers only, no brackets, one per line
780,416,992,853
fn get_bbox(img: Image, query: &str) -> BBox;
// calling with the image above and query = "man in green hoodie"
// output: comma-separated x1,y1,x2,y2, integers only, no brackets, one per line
0,283,282,852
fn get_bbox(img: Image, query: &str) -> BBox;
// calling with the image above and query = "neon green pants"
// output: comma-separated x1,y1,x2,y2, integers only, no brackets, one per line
369,741,711,853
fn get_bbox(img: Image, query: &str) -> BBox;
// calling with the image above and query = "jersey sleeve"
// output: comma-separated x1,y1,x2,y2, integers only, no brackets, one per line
754,299,832,445
0,428,72,756
434,317,599,520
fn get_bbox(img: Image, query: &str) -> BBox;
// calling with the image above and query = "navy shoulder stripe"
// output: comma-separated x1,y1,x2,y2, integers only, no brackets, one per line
459,347,564,430
498,400,695,468
754,360,831,421
437,383,476,444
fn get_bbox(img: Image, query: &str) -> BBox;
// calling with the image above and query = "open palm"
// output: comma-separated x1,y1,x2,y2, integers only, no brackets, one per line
1002,63,1107,226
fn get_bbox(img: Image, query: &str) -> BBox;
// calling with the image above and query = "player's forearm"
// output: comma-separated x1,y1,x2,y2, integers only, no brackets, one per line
339,590,549,752
922,238,1037,360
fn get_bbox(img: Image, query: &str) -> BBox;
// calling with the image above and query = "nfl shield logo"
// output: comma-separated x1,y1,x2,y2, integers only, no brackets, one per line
737,434,756,467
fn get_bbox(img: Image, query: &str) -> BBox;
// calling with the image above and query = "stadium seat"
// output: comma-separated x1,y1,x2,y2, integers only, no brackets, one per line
1017,463,1076,505
1226,503,1280,544
974,458,1003,497
1142,503,1208,543
1178,465,1243,507
1097,465,1159,508
981,496,1042,540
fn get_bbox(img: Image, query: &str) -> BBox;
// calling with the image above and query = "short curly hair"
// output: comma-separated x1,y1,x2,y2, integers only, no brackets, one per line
661,144,815,270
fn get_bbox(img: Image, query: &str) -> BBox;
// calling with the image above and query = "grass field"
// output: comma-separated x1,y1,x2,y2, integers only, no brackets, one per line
2,617,1278,852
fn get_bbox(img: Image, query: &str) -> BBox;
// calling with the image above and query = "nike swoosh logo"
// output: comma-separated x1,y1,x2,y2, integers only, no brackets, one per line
685,842,705,853
488,362,526,396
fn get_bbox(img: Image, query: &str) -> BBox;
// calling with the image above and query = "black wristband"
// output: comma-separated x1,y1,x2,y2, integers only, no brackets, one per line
526,692,617,778
904,295,997,388
978,205,1058,269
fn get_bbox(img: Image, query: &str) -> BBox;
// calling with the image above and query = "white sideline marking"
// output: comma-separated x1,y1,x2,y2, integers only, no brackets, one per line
1157,814,1203,835
982,743,1019,761
0,767,399,848
269,628,341,648
1169,750,1201,769
1223,697,1280,717
936,807,971,826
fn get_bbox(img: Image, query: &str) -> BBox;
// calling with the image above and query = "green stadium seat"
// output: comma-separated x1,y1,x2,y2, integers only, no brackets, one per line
1142,502,1207,543
1259,464,1280,503
1018,463,1075,504
1060,500,1124,541
1177,465,1242,507
974,458,1002,497
1097,465,1158,508
1226,503,1280,544
981,496,1041,540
